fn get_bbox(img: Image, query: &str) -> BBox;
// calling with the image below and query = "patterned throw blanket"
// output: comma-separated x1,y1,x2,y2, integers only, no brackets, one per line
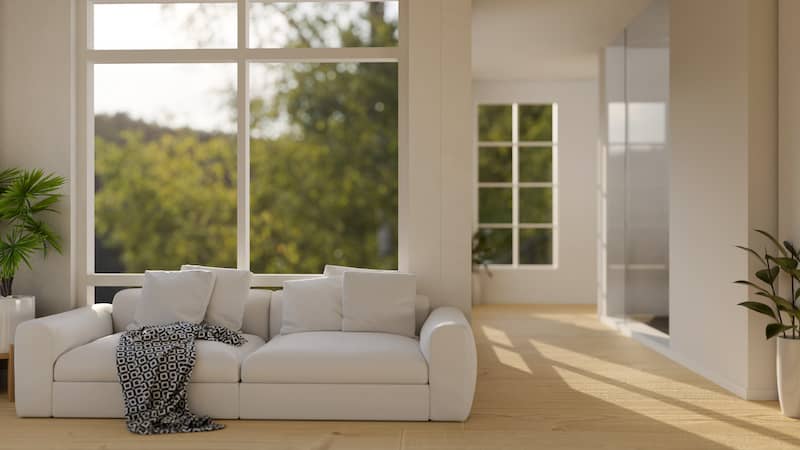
116,322,246,435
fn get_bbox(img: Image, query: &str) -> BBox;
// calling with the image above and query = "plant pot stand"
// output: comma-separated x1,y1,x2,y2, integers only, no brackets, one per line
0,345,13,402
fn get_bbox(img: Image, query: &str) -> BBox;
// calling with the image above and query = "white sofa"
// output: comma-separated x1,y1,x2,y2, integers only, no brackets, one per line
14,288,477,421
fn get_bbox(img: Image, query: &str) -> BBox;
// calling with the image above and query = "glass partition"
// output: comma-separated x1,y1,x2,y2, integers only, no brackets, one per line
601,0,670,334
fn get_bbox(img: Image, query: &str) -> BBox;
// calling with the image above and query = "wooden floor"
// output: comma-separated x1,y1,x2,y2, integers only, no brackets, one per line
0,304,798,449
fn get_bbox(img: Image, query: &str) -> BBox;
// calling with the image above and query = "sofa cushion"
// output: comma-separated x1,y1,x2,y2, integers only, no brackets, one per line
322,265,394,277
181,265,252,331
280,276,342,335
135,270,216,326
54,332,265,383
241,331,428,384
342,271,416,337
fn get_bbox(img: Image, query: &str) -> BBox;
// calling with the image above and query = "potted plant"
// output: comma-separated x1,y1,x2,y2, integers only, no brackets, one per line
736,229,800,417
0,168,65,297
472,230,494,305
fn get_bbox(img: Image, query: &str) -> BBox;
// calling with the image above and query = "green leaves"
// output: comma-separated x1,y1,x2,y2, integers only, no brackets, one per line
737,245,766,266
756,229,788,257
767,324,795,339
755,292,795,313
768,256,798,271
0,169,65,219
738,301,776,320
0,228,39,279
756,266,780,284
0,168,65,285
736,230,800,340
734,279,768,293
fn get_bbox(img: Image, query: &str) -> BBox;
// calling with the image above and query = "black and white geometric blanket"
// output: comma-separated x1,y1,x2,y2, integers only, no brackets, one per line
116,322,246,435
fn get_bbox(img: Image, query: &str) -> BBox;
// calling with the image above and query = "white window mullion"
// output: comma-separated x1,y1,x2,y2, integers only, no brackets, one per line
236,0,250,270
86,47,400,64
79,0,93,305
511,103,519,267
552,103,559,267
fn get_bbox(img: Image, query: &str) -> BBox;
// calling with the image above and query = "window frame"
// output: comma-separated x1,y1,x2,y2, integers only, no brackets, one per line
474,102,559,269
76,0,405,302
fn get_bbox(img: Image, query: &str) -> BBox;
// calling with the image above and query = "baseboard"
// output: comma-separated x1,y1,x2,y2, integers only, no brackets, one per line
479,298,596,305
599,314,778,401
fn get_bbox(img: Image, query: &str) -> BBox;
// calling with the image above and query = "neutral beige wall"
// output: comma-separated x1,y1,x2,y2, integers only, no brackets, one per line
0,0,75,316
669,0,777,399
779,3,800,242
473,79,598,304
404,0,472,315
745,0,779,399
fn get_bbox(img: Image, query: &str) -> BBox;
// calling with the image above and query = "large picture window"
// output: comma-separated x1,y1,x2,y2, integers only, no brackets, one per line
475,103,557,267
82,0,401,302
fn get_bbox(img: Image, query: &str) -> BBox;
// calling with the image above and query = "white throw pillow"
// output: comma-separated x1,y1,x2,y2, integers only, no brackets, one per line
280,276,343,335
322,265,394,277
181,264,252,331
342,271,416,337
135,270,216,326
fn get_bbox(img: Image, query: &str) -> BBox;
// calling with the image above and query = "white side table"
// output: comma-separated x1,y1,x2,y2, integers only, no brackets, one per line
0,296,35,402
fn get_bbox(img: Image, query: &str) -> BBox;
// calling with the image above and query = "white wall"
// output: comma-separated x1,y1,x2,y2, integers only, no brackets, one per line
472,79,597,304
0,0,473,316
0,0,76,316
669,0,778,399
779,3,800,243
404,0,473,315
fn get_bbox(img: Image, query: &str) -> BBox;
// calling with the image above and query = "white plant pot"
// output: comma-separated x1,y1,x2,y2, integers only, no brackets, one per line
0,295,35,354
777,337,800,418
471,272,482,305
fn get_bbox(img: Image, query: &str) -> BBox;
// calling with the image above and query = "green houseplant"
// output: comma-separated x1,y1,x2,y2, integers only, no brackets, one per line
472,230,495,305
0,168,65,297
736,229,800,417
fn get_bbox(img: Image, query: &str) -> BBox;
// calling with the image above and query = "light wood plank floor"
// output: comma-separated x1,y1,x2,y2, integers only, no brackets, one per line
0,304,798,449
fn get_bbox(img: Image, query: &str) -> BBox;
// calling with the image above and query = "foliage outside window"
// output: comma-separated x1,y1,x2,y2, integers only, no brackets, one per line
476,103,557,266
90,1,399,298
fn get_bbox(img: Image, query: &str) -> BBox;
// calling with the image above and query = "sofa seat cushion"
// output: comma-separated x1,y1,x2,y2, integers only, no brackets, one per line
241,331,428,384
54,332,265,383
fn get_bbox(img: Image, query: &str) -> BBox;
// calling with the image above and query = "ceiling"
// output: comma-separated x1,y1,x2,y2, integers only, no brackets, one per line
472,0,654,81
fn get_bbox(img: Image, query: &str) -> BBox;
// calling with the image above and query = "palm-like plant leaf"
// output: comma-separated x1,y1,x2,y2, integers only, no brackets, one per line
0,168,65,292
0,229,40,279
23,216,62,254
0,168,20,194
0,169,65,220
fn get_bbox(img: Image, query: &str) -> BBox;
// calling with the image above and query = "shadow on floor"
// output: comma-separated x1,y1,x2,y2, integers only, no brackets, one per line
471,306,796,450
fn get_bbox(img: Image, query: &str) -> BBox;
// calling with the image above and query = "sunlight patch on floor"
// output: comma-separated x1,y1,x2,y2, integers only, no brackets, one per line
550,362,790,448
491,345,532,374
528,338,726,398
480,325,514,347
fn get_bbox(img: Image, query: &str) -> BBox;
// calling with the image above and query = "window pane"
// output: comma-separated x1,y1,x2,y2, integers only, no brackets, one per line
479,188,512,223
520,229,553,265
519,146,552,182
478,105,512,142
95,286,135,304
250,62,398,273
628,102,667,144
94,64,237,273
519,104,553,141
519,188,552,223
93,3,237,49
477,228,512,265
250,1,399,48
478,147,512,182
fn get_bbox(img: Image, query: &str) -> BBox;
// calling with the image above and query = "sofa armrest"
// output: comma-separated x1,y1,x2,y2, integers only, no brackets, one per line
419,306,477,421
15,304,113,417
